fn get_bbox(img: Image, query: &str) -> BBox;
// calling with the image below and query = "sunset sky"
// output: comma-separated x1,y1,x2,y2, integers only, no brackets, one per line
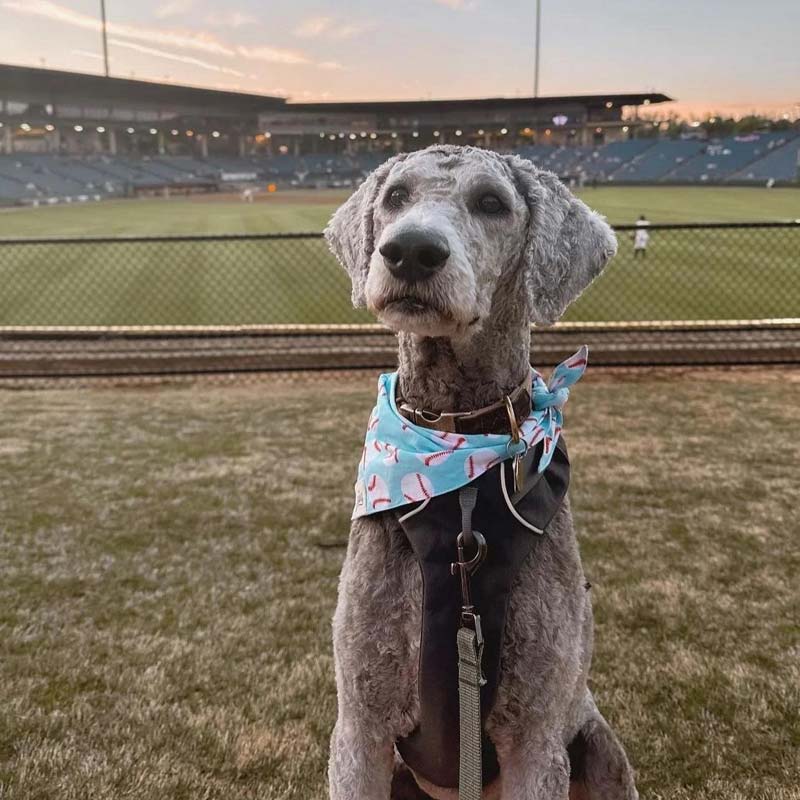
1,0,797,118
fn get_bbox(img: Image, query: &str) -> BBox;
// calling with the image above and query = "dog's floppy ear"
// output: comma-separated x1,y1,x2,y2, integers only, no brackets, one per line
324,154,407,307
504,154,617,326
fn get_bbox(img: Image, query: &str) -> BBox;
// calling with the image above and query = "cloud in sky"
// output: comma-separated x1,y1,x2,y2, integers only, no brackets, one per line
2,0,233,56
293,15,374,40
155,0,194,20
1,0,342,70
107,38,247,77
236,45,310,66
433,0,469,9
205,11,258,29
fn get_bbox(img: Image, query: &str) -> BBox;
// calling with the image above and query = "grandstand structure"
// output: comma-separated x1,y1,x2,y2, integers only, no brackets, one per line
0,62,798,205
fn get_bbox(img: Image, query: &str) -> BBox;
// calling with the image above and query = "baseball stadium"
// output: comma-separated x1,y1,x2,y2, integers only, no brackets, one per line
1,62,799,332
1,2,799,799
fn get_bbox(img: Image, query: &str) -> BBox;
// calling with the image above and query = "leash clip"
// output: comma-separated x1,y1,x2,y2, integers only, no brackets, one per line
451,487,488,686
451,528,488,627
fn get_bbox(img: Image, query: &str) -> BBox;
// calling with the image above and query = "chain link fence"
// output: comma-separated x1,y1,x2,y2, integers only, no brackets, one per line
1,221,798,379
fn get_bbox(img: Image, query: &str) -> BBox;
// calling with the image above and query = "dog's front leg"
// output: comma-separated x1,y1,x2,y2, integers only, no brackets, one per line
328,515,421,800
329,716,394,800
498,739,571,800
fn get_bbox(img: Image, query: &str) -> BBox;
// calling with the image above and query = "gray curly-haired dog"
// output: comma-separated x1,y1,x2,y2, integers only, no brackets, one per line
324,145,638,800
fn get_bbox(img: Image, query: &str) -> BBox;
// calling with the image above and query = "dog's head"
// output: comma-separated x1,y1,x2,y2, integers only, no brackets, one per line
325,145,616,337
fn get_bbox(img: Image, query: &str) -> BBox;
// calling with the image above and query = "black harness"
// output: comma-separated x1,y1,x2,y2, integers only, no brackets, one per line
395,437,571,789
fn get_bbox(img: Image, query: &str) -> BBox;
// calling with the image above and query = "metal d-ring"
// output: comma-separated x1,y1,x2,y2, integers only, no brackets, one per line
504,395,521,443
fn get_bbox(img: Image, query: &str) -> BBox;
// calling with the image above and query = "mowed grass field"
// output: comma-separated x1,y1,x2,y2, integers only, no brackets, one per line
1,369,798,799
0,187,798,325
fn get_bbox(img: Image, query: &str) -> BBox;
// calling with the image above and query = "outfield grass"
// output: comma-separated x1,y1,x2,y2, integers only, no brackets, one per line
1,369,798,799
0,188,798,326
1,187,799,238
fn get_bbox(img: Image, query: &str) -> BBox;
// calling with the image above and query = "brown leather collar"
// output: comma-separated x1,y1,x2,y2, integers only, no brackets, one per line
397,377,532,435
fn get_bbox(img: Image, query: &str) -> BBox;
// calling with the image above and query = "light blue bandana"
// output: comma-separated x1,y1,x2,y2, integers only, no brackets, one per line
353,346,588,519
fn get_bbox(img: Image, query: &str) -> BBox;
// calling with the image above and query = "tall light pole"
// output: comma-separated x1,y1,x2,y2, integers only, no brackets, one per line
533,0,541,97
100,0,110,77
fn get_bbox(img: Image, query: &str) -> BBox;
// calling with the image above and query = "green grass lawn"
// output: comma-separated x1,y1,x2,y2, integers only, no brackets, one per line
1,369,798,799
0,187,798,326
1,187,798,238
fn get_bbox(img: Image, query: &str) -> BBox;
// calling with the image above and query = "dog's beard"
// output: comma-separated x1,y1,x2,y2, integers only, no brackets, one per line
366,264,479,339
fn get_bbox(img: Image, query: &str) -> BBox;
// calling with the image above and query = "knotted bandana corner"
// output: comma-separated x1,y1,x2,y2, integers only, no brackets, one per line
352,345,588,519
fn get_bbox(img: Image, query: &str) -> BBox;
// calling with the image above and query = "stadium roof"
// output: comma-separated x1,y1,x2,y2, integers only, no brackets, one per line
0,63,286,111
1,64,671,115
285,93,673,113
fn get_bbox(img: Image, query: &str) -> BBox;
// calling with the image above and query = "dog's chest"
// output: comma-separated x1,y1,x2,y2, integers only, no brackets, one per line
395,439,570,789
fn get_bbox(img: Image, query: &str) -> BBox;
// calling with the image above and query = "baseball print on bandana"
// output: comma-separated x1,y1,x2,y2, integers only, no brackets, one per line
352,345,589,519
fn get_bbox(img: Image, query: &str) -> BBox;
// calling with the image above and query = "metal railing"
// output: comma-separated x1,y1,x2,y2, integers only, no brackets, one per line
1,221,798,378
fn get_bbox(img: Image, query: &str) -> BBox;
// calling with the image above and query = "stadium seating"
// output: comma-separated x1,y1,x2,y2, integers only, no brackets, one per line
732,135,800,183
610,140,705,182
666,133,796,183
1,134,797,205
582,140,655,180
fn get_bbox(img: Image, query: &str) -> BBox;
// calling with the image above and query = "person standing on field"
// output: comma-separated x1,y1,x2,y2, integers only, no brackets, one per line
633,214,650,259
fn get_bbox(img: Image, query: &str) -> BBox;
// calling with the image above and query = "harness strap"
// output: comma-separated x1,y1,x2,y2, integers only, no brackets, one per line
457,626,484,800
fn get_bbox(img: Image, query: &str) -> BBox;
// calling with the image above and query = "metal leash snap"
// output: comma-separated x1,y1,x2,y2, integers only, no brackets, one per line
451,487,489,687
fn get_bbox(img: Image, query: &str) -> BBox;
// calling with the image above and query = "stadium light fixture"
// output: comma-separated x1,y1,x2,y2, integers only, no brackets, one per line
360,131,367,138
0,122,3,128
433,130,440,137
96,126,105,133
622,125,629,133
545,128,551,135
500,127,508,135
212,131,221,138
264,131,271,138
595,127,602,134
338,132,345,138
171,129,179,135
149,128,158,135
319,132,325,138
369,133,377,139
349,133,357,140
455,129,462,136
605,101,613,108
127,127,135,134
391,132,398,138
329,134,336,140
412,131,419,138
643,99,651,105
20,123,31,131
45,124,55,132
477,129,484,135
74,125,84,132
186,130,194,136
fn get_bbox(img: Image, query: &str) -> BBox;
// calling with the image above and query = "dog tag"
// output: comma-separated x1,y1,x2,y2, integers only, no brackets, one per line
513,452,524,493
505,395,525,493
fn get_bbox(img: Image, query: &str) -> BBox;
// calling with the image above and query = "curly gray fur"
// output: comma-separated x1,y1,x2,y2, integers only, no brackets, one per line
324,145,637,800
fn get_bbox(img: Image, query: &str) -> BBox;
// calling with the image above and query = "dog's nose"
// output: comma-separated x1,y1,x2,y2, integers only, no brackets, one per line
379,230,450,282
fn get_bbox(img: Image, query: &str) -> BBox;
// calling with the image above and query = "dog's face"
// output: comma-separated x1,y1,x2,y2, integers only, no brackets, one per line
326,145,616,335
364,149,529,338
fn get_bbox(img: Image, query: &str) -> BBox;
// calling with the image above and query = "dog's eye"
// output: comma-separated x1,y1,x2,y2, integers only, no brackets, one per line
387,187,409,208
477,194,505,215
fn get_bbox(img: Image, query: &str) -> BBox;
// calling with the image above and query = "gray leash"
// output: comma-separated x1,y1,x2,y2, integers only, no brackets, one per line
452,487,487,800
